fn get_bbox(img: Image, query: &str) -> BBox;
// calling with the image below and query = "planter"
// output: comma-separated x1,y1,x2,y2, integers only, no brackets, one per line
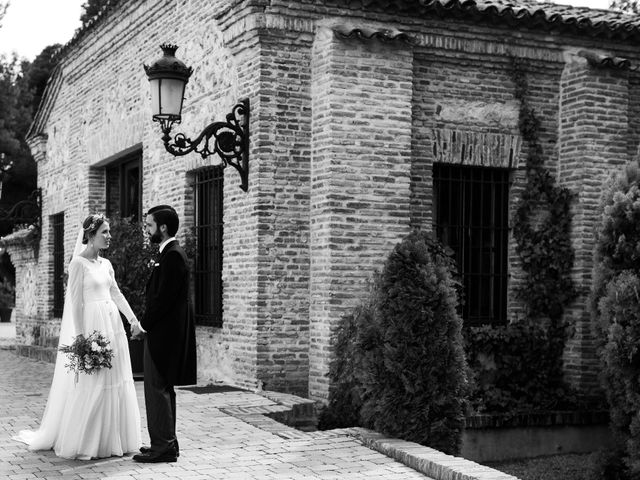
462,410,611,462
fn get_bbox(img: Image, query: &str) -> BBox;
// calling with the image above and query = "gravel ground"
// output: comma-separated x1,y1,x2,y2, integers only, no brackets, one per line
485,453,596,480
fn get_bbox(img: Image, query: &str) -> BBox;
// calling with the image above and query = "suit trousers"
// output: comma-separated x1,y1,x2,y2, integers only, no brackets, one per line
143,339,177,454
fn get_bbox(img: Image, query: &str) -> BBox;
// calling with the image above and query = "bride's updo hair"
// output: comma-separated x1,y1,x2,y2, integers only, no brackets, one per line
82,213,108,244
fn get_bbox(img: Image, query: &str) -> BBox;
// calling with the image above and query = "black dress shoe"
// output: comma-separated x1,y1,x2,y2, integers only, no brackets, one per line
132,451,177,463
140,442,179,457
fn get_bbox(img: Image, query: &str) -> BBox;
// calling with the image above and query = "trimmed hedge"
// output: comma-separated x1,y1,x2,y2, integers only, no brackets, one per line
321,231,468,455
590,161,640,478
465,321,578,414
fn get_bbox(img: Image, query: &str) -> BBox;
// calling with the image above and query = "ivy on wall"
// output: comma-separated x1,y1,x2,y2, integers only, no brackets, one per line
510,56,576,322
464,57,578,414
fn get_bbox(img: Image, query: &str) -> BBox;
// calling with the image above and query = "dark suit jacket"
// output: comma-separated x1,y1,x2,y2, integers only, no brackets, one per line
142,240,197,386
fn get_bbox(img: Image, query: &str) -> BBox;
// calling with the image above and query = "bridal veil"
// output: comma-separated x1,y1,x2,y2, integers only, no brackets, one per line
13,225,86,450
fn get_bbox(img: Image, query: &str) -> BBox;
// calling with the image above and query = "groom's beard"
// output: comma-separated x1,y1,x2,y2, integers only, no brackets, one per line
149,231,163,244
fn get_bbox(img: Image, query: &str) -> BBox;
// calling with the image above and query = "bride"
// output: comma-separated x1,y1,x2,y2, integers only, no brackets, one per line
14,213,141,459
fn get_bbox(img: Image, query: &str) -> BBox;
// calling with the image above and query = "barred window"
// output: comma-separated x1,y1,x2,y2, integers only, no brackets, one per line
52,212,65,318
433,163,510,326
106,152,142,221
193,167,224,327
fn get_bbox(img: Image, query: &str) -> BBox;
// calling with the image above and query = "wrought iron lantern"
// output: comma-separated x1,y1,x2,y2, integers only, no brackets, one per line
144,44,250,191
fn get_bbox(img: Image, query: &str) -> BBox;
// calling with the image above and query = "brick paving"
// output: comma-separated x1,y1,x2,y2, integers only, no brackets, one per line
0,348,434,480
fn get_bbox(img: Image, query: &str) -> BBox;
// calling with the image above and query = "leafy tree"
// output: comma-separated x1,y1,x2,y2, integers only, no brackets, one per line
0,2,8,29
24,45,60,116
610,0,639,13
80,0,111,28
0,43,59,235
0,54,35,208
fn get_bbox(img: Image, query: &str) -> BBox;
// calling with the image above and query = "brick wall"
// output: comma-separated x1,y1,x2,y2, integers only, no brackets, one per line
26,0,267,389
18,0,640,398
308,27,414,401
558,52,631,394
250,30,315,395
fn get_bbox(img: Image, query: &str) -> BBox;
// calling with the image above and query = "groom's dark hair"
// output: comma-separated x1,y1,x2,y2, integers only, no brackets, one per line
147,205,179,237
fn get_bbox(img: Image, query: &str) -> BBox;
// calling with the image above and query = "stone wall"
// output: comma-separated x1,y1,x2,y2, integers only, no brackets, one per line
0,228,58,362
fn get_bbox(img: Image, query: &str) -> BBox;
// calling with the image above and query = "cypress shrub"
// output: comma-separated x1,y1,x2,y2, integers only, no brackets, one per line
322,231,468,454
359,231,468,454
591,161,640,477
318,300,374,430
598,271,640,474
591,163,640,327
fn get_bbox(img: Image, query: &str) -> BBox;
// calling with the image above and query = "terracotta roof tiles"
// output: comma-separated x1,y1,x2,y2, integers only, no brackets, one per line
404,0,640,40
333,24,418,43
56,1,640,64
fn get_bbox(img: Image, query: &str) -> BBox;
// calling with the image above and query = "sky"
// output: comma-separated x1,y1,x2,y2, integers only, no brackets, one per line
0,0,84,61
0,0,618,62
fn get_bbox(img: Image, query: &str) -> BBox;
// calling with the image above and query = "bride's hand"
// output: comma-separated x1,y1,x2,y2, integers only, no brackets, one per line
130,323,144,340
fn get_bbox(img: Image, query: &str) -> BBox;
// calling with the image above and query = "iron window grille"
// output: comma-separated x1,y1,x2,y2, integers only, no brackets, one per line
52,212,65,318
433,163,510,326
194,167,224,327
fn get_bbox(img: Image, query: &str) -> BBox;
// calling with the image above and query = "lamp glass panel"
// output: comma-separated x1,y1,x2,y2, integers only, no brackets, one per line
149,78,161,117
159,78,186,118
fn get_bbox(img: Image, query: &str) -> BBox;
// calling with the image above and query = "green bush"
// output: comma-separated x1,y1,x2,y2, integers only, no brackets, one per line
323,231,468,454
318,301,372,430
596,271,640,477
0,278,15,308
589,448,630,480
590,161,640,478
102,215,158,320
591,163,640,327
465,321,578,414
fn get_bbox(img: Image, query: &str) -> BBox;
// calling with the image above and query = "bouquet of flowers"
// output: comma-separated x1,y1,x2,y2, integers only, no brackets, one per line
59,330,114,383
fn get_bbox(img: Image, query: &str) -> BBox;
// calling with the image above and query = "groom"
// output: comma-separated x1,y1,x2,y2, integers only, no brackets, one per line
132,205,197,463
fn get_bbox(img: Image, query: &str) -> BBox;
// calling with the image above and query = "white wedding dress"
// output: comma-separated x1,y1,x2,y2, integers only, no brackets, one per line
14,254,141,460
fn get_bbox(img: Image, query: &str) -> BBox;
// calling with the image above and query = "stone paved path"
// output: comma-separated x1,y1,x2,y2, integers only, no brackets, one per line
0,349,433,480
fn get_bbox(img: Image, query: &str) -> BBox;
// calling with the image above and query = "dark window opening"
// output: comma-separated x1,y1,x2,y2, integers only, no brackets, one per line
52,212,65,318
194,167,224,327
106,152,142,221
433,163,510,326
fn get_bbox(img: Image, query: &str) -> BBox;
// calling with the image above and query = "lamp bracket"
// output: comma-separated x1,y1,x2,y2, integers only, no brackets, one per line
158,99,250,192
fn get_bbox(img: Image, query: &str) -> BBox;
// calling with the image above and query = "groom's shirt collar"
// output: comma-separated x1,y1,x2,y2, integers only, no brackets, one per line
159,237,176,253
